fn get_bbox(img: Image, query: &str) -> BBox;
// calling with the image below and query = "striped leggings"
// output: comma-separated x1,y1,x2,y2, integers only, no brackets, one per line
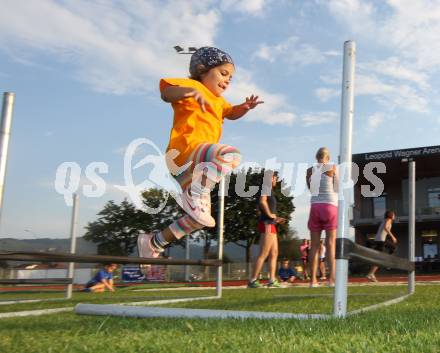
168,143,241,238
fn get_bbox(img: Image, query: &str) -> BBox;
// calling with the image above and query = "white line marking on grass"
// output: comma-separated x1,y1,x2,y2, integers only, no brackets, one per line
0,298,66,305
0,307,72,319
347,293,412,316
274,293,403,298
131,286,247,292
0,295,219,319
125,295,219,306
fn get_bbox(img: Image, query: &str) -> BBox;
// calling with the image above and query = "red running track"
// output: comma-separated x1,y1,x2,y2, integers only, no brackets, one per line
1,274,439,292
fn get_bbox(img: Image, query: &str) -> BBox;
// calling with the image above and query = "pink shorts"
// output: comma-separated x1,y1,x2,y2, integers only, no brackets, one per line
308,203,338,232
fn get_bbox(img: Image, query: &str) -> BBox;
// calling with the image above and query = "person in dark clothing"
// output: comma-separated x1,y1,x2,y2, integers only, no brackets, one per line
248,171,286,288
278,259,298,283
83,263,117,293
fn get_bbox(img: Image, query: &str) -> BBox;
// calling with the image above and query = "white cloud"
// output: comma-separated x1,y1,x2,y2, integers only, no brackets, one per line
225,68,296,126
323,50,340,57
323,0,440,114
356,74,428,113
367,112,385,129
301,111,338,126
315,88,339,102
325,0,377,34
319,74,340,85
326,0,440,71
381,0,440,69
0,0,219,94
220,0,268,15
356,74,394,96
385,85,428,113
254,36,326,67
316,55,430,112
359,57,430,90
0,0,294,126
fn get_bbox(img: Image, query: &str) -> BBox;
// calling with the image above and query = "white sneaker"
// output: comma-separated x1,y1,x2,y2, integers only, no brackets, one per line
366,274,378,282
137,233,161,275
181,187,215,227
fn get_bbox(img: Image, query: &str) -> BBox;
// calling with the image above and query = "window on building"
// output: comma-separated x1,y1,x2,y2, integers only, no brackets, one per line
423,243,438,259
373,196,386,218
422,231,438,260
428,188,440,208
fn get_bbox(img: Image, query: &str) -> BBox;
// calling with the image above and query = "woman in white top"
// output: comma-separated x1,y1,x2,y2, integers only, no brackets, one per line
306,147,338,287
366,210,398,282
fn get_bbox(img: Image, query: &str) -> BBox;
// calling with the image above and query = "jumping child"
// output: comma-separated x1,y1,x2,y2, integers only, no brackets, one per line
137,47,263,263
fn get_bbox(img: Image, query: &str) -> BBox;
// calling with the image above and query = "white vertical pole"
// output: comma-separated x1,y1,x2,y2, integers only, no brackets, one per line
184,237,190,281
408,161,416,294
0,92,15,223
216,178,225,298
66,193,79,299
334,41,356,318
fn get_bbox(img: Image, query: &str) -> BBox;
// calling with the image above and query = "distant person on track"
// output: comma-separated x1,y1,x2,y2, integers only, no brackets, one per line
366,210,398,282
299,239,310,280
83,263,117,293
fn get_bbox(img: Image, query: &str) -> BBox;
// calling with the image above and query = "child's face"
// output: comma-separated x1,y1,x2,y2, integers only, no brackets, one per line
200,63,235,97
106,264,117,272
282,261,289,268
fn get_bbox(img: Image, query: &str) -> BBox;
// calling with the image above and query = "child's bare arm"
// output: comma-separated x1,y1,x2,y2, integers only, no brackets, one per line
161,86,210,112
225,95,264,120
102,279,115,292
385,221,397,243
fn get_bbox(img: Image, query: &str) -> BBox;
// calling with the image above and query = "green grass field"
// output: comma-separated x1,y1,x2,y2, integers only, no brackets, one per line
0,284,439,353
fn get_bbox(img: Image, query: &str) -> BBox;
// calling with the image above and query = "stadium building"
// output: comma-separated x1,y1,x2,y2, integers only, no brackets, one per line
352,145,440,271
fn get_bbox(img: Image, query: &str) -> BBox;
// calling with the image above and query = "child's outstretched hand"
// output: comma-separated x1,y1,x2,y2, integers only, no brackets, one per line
183,88,211,113
241,95,264,110
226,95,264,120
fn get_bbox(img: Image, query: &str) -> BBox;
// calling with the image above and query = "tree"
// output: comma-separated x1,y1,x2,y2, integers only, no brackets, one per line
84,189,183,256
85,169,295,262
205,168,296,267
278,228,302,260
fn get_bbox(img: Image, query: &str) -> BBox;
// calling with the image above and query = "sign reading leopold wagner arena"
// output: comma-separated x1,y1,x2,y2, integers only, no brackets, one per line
354,145,440,162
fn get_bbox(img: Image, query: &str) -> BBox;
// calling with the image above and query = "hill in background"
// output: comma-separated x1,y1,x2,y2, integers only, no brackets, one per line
0,237,257,262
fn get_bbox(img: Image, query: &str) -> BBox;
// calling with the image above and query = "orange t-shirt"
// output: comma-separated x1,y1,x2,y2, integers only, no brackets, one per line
160,78,233,167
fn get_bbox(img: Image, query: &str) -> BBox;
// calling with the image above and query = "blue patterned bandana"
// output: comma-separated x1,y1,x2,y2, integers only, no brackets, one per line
189,47,234,78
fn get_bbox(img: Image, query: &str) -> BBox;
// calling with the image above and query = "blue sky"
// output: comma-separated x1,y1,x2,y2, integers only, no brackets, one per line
0,0,439,240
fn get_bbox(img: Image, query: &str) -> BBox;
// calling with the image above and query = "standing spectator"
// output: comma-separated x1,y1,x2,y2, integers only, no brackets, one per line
319,239,327,280
248,171,286,288
299,239,310,280
83,263,118,293
306,147,338,287
278,259,298,283
366,210,398,282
